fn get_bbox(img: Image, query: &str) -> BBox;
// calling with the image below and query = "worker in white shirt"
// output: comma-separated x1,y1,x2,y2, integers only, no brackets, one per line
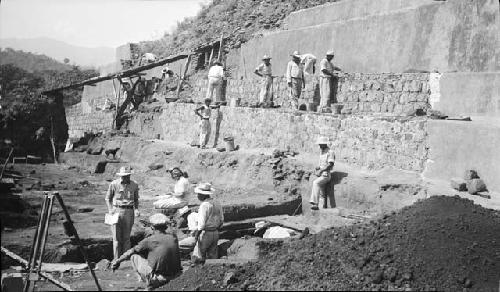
310,137,335,210
194,98,219,149
254,55,273,107
319,50,342,111
192,183,224,264
286,51,305,110
206,61,225,103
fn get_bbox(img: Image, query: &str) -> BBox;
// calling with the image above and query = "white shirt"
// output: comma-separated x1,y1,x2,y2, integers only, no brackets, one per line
187,212,198,231
173,177,190,197
286,61,304,83
197,198,224,231
255,63,272,76
319,147,335,172
208,65,224,79
199,105,211,119
300,54,317,75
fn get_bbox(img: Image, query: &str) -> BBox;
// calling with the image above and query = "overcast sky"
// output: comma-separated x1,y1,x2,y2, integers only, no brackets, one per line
0,0,208,48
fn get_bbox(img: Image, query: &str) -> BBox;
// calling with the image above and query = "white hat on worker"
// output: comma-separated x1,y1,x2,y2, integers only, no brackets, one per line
316,136,329,145
178,206,190,216
291,51,301,58
194,182,214,195
149,213,170,226
116,166,132,176
326,50,335,56
262,55,271,60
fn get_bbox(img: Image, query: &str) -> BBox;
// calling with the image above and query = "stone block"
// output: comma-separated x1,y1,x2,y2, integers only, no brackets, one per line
374,91,384,102
467,178,487,194
408,93,418,102
450,177,467,191
400,93,409,103
370,103,381,112
416,93,428,102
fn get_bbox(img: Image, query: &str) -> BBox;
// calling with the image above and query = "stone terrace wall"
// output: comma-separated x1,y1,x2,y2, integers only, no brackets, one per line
128,103,428,172
65,103,115,138
189,73,430,115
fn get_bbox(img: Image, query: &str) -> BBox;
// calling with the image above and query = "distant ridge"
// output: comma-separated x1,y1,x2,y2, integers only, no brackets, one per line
0,37,115,68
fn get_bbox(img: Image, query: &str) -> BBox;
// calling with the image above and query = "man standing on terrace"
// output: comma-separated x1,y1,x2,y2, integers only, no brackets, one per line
286,51,305,110
206,61,225,103
319,50,342,111
254,55,273,107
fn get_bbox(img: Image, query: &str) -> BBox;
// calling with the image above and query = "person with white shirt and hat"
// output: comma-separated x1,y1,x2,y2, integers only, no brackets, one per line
105,165,140,259
191,182,224,264
254,55,273,107
319,50,342,111
310,137,335,210
286,51,305,110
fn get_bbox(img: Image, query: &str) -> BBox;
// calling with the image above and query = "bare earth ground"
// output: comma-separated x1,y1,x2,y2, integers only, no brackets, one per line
2,137,500,291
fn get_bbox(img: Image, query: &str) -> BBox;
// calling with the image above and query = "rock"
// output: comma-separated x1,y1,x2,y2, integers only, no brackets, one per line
30,170,36,174
402,272,413,281
371,271,383,284
223,271,238,285
464,170,479,180
450,178,467,191
77,207,94,213
466,178,487,194
476,191,491,199
148,163,164,171
87,147,104,155
463,278,473,288
383,267,398,282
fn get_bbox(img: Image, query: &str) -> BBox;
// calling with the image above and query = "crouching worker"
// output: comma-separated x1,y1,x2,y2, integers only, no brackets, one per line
111,213,182,290
192,183,224,264
309,136,335,210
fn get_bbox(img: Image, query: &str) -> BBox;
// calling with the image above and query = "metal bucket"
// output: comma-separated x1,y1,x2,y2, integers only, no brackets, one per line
223,136,235,151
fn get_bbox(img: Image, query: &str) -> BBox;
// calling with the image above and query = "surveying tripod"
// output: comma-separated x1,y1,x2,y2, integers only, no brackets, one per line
23,192,102,292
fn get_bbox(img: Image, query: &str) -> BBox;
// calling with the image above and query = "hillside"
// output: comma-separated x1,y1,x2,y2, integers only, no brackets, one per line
0,37,115,68
0,48,73,73
139,0,339,57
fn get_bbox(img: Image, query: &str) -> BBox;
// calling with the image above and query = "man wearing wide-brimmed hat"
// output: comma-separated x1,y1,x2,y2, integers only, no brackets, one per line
286,51,305,109
111,213,182,290
105,165,140,259
310,137,335,210
319,50,342,111
191,182,224,263
254,55,273,107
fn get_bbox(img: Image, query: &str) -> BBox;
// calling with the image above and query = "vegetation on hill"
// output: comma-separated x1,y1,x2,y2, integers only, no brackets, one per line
0,48,73,73
139,0,338,57
0,50,98,160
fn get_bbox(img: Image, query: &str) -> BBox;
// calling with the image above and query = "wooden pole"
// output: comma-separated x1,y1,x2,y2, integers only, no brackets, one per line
217,34,224,62
112,79,119,130
0,148,14,180
176,54,192,98
54,193,102,291
49,117,57,164
208,47,214,67
1,247,73,291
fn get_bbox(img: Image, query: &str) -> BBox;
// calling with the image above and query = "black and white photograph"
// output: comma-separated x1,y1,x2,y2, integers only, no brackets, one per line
1,0,499,290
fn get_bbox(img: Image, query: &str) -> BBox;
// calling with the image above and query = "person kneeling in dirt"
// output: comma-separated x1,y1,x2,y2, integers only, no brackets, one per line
309,136,335,210
191,183,224,264
111,213,182,290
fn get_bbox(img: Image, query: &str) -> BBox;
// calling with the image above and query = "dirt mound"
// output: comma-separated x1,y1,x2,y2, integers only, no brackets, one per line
163,196,500,291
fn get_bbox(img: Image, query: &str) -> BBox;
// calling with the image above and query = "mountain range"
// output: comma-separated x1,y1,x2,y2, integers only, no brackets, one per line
0,37,116,68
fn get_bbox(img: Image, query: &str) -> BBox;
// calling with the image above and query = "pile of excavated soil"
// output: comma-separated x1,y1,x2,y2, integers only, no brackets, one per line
162,196,500,291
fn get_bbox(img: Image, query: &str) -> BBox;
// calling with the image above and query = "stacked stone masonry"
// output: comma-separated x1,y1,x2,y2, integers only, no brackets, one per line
128,103,428,172
189,73,430,115
65,103,115,138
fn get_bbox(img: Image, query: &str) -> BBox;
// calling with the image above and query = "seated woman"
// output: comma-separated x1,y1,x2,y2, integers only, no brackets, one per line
153,168,191,215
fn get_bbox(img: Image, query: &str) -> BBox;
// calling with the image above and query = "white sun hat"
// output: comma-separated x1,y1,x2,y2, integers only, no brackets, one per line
194,182,214,195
